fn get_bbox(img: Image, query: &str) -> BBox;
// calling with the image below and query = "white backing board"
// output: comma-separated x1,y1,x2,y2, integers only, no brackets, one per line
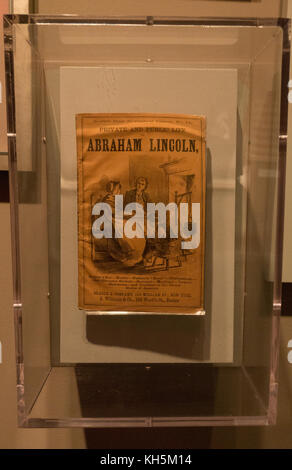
58,66,238,363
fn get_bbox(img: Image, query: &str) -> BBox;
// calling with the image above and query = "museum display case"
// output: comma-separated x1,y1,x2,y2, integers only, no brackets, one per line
4,15,290,427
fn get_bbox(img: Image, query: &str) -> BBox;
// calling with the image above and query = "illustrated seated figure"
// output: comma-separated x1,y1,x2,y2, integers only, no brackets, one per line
102,180,146,267
93,176,185,270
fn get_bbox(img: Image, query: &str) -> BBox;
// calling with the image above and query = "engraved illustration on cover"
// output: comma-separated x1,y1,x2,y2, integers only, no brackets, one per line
76,113,206,314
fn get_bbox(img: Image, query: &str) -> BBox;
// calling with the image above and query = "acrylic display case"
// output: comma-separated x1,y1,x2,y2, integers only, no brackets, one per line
4,15,290,427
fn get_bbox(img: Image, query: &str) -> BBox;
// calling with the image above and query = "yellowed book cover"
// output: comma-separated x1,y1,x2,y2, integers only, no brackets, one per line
76,113,205,314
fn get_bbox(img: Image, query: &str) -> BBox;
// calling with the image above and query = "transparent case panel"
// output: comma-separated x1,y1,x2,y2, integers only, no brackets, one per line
5,15,289,427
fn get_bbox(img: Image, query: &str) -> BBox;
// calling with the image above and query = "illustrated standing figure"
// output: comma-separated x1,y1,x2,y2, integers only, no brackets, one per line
124,176,151,210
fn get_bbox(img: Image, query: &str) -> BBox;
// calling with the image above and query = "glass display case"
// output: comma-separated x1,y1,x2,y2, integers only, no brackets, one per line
4,15,290,427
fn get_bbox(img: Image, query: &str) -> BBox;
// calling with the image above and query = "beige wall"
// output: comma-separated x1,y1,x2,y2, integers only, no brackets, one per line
0,204,86,448
0,1,9,156
283,1,292,281
35,0,283,17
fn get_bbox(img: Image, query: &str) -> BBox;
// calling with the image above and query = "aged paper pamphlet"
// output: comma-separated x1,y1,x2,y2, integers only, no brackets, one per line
76,114,205,314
